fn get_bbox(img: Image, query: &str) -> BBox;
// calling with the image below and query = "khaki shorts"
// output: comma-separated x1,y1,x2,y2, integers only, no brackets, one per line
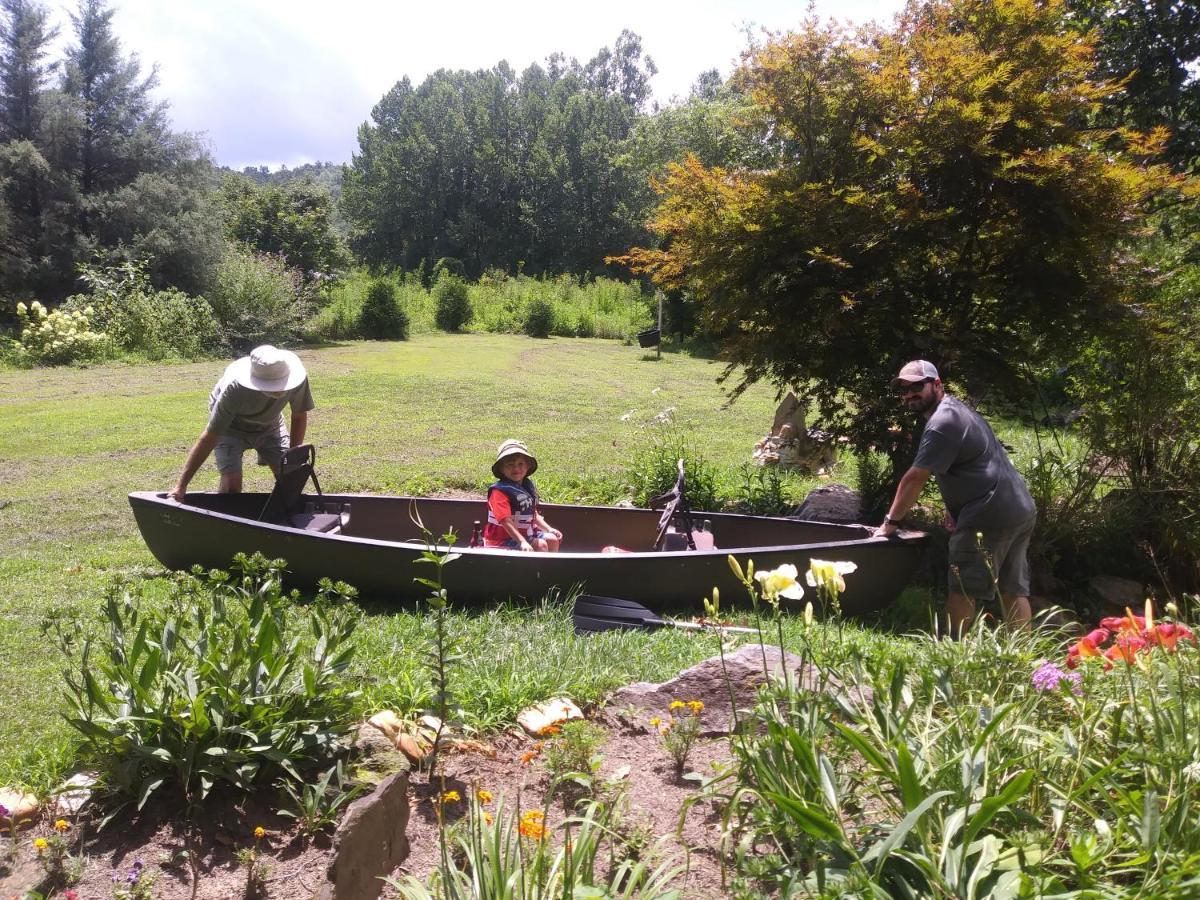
213,423,290,475
948,515,1035,600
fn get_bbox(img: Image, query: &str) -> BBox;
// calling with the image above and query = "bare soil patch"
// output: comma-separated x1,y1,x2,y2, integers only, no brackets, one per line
2,714,734,899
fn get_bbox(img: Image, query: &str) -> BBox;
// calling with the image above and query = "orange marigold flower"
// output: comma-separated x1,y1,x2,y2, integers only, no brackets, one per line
687,700,704,715
254,825,266,840
33,837,48,852
53,819,69,833
538,724,561,737
520,750,539,765
669,700,685,711
518,809,546,840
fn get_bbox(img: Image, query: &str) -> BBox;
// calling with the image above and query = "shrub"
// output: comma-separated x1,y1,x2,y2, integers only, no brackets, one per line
626,428,720,512
68,262,221,360
51,554,361,811
524,296,555,338
357,278,409,340
207,247,315,351
11,300,105,365
433,271,472,332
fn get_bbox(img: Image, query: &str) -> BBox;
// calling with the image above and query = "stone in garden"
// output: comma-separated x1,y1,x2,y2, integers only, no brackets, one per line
0,858,43,896
792,483,863,524
0,787,38,825
313,770,410,900
1088,575,1145,614
517,697,583,736
396,732,429,764
352,724,409,786
367,710,403,743
607,644,871,735
53,771,99,816
772,392,806,435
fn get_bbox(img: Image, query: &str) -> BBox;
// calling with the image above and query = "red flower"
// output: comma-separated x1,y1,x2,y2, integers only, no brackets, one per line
1066,628,1109,669
1099,611,1146,635
1105,633,1147,665
1146,622,1196,652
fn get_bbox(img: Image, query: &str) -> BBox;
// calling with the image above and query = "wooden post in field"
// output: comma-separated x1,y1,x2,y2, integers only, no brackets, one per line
657,293,662,360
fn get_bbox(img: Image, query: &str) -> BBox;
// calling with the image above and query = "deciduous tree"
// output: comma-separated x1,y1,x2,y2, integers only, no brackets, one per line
616,0,1186,473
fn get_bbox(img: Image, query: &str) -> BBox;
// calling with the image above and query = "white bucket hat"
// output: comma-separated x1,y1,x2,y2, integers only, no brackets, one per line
492,439,538,478
228,345,307,393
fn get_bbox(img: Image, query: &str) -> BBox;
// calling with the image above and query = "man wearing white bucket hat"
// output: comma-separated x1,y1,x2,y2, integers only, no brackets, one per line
169,345,314,501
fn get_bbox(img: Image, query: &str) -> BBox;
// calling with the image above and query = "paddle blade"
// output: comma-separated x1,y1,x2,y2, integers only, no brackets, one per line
573,594,667,633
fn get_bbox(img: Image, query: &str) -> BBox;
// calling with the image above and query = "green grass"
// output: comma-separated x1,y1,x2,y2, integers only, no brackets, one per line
0,333,839,787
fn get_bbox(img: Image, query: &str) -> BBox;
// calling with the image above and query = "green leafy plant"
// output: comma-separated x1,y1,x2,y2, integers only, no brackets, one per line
51,554,361,814
234,828,270,899
277,760,364,837
68,261,221,360
542,720,606,807
358,278,409,340
207,247,316,350
732,463,792,516
386,795,684,899
626,428,720,511
650,700,705,778
523,296,555,338
433,271,473,332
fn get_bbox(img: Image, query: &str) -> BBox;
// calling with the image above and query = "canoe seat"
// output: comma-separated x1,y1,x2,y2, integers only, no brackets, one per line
259,444,348,534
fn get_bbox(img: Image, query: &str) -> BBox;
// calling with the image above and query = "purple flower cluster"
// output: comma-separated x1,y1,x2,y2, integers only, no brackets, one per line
1032,660,1083,695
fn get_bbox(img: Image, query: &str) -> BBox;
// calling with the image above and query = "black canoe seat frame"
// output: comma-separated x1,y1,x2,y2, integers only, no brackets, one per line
648,458,697,551
258,444,347,534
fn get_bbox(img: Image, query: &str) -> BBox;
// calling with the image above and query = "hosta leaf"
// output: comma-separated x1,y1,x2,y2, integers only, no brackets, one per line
136,775,163,810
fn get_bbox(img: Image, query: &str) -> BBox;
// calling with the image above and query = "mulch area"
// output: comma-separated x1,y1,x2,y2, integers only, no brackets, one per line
2,714,737,898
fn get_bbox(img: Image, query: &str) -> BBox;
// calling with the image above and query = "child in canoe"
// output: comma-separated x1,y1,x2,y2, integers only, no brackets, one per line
484,439,563,551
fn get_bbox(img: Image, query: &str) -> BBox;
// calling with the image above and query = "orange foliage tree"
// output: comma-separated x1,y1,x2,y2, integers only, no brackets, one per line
614,0,1187,473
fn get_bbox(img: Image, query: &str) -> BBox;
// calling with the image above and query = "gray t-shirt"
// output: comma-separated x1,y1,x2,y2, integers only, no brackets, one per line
206,366,315,438
912,395,1035,530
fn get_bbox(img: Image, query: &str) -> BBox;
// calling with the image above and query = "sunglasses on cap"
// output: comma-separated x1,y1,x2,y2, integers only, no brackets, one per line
897,378,933,395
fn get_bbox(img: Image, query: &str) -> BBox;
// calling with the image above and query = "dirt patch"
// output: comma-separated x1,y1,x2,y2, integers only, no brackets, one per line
391,723,731,898
2,717,735,899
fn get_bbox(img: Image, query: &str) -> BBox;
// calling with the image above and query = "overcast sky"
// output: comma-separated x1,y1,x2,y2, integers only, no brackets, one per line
45,0,907,170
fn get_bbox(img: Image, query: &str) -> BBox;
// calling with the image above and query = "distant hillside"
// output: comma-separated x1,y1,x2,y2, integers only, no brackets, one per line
224,161,344,201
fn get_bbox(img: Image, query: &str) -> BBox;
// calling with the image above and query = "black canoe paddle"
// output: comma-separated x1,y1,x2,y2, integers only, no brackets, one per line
573,594,758,634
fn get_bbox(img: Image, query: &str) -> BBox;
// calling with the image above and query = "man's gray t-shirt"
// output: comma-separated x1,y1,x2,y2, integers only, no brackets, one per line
206,366,315,438
912,395,1035,531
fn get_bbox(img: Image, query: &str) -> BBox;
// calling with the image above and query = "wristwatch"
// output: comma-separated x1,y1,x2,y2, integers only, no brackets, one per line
882,514,897,526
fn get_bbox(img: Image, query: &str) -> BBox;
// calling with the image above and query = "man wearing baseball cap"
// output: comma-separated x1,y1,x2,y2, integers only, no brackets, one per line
875,360,1036,632
169,345,315,501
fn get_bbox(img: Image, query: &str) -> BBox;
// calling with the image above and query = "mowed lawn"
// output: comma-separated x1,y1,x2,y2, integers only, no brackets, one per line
0,334,813,784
